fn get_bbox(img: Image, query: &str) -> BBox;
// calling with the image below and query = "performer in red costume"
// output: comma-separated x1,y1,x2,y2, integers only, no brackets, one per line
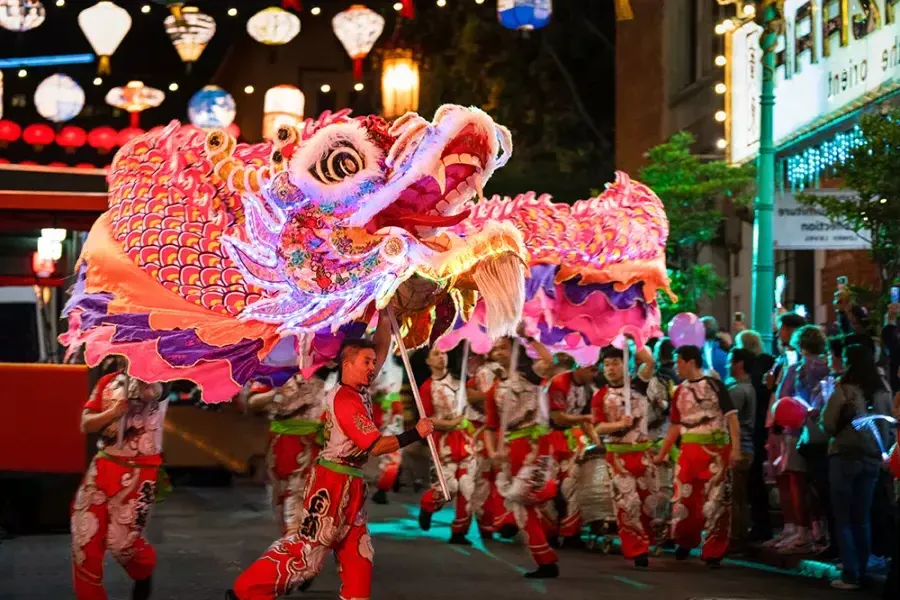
545,356,598,548
71,358,170,600
485,343,560,579
228,313,434,600
463,351,505,539
592,344,660,567
247,368,331,535
654,345,741,567
370,356,405,505
417,347,474,543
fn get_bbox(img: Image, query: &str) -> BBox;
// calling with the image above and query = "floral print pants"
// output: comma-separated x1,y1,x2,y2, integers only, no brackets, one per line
234,464,373,600
606,449,661,559
267,432,320,535
71,454,160,600
670,442,732,560
420,429,475,535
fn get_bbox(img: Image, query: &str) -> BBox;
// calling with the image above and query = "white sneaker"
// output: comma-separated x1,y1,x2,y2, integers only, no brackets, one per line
830,580,860,591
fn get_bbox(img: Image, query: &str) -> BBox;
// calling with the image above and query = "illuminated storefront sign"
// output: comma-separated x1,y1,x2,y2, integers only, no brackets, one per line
727,0,900,164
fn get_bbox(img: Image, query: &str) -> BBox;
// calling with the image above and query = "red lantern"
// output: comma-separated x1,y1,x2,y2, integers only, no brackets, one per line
282,0,302,10
117,127,145,147
56,126,88,154
400,0,413,18
33,252,56,278
23,124,55,151
225,122,241,139
0,120,22,148
88,126,118,154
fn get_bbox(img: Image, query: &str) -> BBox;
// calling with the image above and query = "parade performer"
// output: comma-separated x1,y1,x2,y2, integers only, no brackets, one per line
71,358,169,600
417,347,475,543
247,368,330,535
228,316,435,599
371,355,405,504
654,345,741,566
464,350,506,538
544,357,597,548
591,344,660,567
485,343,560,578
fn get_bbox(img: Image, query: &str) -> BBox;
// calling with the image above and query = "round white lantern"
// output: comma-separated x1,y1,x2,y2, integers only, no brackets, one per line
332,4,385,80
262,85,305,140
0,0,45,32
34,74,85,123
247,6,301,46
78,2,131,75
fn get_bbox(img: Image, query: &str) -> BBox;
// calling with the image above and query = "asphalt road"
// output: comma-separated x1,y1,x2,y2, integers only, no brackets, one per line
0,485,883,600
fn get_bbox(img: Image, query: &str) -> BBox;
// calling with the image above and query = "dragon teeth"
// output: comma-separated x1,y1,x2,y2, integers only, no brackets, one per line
474,173,484,200
434,163,447,194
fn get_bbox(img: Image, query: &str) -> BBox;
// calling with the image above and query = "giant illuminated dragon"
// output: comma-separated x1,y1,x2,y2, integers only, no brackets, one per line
63,106,526,401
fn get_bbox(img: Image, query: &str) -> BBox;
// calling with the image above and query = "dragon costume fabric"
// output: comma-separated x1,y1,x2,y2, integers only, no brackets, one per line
62,105,527,402
437,172,673,364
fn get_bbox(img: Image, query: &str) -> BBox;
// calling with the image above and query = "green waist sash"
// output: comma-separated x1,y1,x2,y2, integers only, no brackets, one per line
605,441,653,454
376,391,401,413
652,438,680,463
270,418,325,445
317,458,364,478
507,423,550,442
682,431,731,447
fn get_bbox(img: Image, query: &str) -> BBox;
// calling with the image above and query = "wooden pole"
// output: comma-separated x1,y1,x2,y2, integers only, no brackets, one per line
385,308,451,502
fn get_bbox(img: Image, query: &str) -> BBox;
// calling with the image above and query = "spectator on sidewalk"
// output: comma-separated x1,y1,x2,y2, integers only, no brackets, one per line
727,348,757,550
821,343,894,590
701,316,729,381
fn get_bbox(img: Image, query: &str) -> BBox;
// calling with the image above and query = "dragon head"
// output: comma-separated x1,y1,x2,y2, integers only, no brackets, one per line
205,105,524,339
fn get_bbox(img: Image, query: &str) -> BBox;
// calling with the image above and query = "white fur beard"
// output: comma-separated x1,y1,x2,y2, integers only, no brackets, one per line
472,252,524,339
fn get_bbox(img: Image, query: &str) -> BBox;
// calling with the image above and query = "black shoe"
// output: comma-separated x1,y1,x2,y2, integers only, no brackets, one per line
705,557,722,569
298,578,314,592
561,535,586,550
524,563,559,579
548,536,561,549
371,489,388,505
224,591,239,600
633,554,649,568
449,533,472,545
479,529,494,541
418,510,433,531
498,523,519,539
675,547,691,561
132,576,152,600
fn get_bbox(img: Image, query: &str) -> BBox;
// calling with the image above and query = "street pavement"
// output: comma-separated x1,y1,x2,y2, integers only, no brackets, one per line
0,485,883,600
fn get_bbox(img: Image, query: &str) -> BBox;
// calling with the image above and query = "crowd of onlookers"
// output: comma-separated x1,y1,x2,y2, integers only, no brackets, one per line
642,288,899,594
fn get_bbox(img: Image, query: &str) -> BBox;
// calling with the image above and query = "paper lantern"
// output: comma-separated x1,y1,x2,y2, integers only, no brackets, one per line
165,6,215,66
78,2,132,75
497,0,552,31
56,126,87,153
0,119,21,147
106,81,165,128
262,85,304,140
117,127,145,147
32,252,55,278
332,4,385,80
34,74,85,123
23,123,54,150
0,0,46,32
188,85,236,129
381,49,419,119
88,126,118,153
247,6,301,46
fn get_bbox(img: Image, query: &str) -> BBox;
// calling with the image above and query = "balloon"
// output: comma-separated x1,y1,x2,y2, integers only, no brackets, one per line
772,396,809,429
667,312,705,348
888,443,900,479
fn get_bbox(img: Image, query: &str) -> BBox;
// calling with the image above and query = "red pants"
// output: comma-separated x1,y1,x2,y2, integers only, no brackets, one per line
469,427,498,534
494,437,558,566
671,442,732,560
606,449,660,559
543,429,582,537
268,433,320,535
234,464,373,600
375,450,401,493
420,429,473,535
71,454,161,600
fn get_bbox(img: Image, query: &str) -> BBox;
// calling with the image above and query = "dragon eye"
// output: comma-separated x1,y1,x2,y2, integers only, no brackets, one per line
310,145,365,184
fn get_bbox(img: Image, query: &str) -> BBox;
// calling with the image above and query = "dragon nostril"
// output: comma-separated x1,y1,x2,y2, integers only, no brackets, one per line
272,150,283,163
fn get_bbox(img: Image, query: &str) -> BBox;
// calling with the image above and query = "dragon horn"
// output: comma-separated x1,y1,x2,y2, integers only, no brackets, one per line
205,129,268,194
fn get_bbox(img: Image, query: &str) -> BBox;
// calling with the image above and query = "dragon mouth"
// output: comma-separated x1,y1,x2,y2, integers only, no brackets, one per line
364,123,492,239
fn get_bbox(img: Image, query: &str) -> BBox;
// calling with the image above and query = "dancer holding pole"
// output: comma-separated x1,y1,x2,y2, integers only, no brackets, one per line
229,310,435,600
